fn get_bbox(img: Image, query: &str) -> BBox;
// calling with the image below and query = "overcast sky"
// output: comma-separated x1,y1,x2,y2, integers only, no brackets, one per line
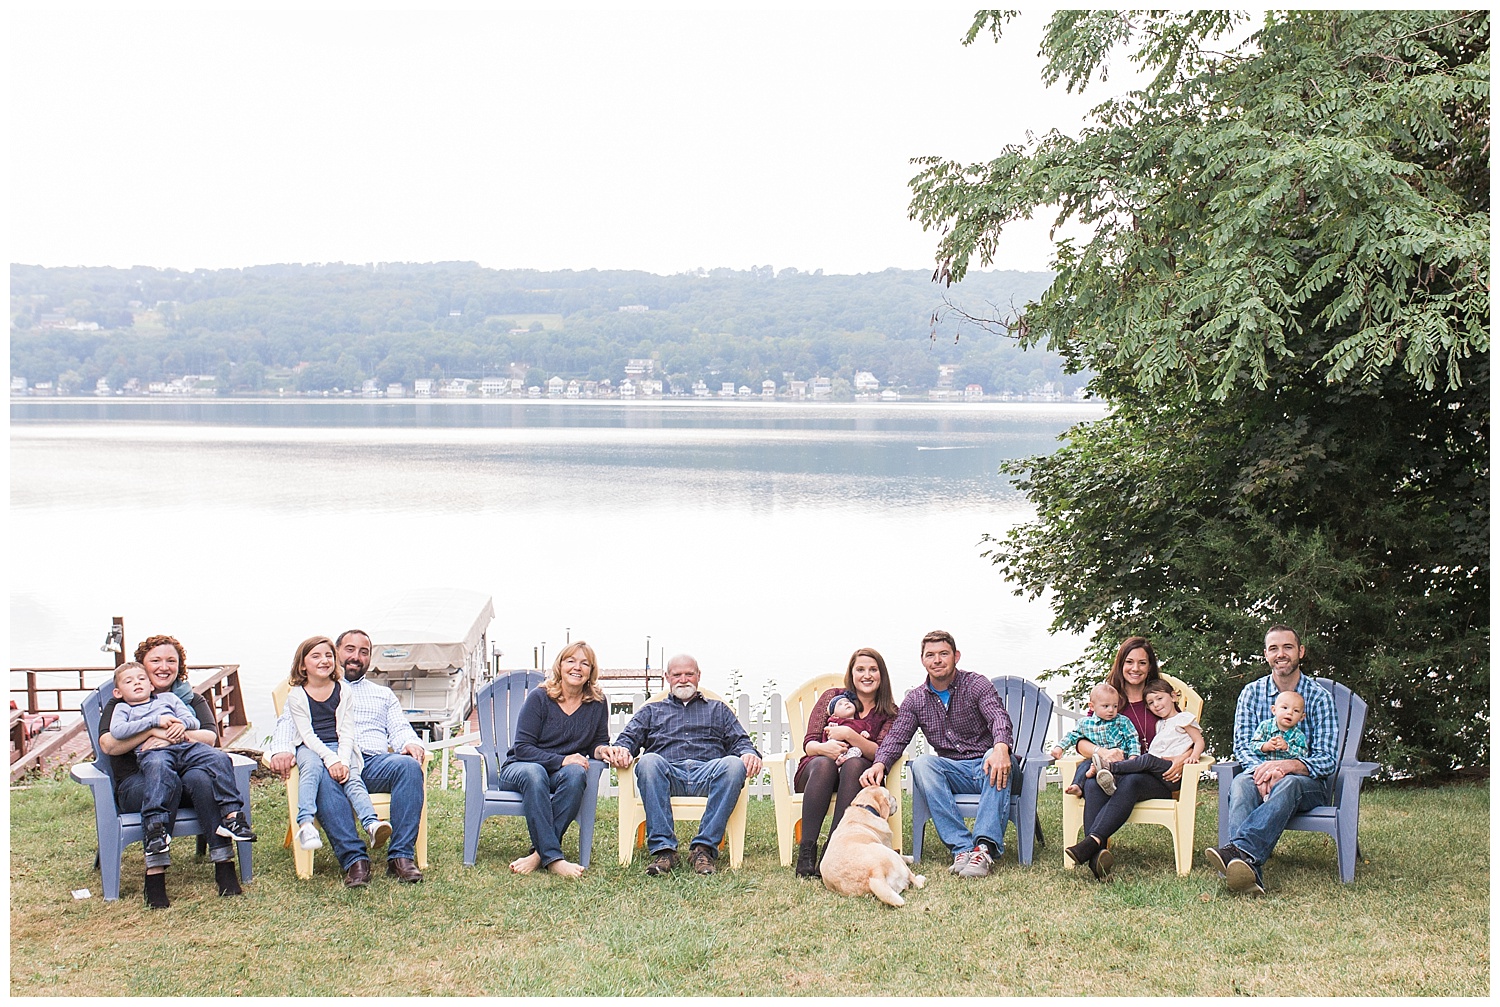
11,6,1143,276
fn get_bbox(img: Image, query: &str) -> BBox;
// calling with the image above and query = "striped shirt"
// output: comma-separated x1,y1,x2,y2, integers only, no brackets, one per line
612,691,759,763
1057,713,1141,757
1232,673,1337,778
269,677,423,758
873,670,1014,766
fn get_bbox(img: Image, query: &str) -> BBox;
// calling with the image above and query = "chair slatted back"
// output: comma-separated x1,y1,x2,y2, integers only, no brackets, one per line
1158,672,1203,721
990,676,1053,755
783,674,848,759
81,682,118,786
1315,677,1366,806
475,671,546,776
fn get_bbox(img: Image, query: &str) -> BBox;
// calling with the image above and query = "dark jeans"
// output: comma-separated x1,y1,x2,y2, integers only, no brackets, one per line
1110,752,1173,777
116,749,236,866
136,742,242,830
1080,770,1175,842
495,760,589,866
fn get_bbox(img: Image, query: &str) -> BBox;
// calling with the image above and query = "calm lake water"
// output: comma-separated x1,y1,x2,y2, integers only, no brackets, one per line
10,399,1105,738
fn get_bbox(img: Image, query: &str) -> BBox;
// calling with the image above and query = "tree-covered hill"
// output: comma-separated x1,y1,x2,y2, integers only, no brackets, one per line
10,262,1070,396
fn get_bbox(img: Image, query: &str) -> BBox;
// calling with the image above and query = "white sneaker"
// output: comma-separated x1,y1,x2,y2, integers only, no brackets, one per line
296,821,323,851
366,819,392,851
950,851,968,874
956,845,994,878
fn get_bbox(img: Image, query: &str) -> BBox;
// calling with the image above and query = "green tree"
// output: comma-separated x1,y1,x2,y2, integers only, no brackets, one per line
911,10,1489,776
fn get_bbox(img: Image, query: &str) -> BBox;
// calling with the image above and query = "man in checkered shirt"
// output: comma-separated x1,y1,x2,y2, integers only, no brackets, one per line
861,630,1013,878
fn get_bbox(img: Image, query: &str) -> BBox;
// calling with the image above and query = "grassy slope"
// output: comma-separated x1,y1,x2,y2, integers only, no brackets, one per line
8,774,1489,996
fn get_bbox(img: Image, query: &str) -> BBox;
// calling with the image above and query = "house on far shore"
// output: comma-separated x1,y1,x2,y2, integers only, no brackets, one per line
963,383,984,402
480,377,506,397
547,375,566,397
362,379,379,398
414,379,433,398
387,383,405,398
762,379,776,399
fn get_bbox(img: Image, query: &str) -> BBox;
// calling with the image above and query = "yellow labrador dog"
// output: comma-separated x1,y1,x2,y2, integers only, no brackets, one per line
819,785,925,907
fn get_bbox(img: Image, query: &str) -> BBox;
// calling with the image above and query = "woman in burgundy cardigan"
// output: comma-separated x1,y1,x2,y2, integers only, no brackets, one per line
793,647,898,878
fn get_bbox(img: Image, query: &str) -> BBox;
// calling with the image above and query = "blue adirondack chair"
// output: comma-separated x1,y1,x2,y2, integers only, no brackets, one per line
1212,677,1379,882
455,671,606,867
68,681,255,901
910,675,1053,866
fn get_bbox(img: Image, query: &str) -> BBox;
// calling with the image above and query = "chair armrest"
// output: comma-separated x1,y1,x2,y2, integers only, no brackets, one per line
1344,760,1380,779
70,761,120,816
1211,760,1244,782
455,745,484,791
1174,755,1213,803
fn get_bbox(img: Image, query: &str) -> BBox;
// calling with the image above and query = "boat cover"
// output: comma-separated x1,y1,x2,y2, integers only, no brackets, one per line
365,588,495,675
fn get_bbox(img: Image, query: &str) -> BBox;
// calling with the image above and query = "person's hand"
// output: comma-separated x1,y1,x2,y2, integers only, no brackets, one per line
268,751,295,779
983,743,1011,789
328,761,349,783
825,723,859,745
741,752,762,778
136,735,170,753
860,762,886,788
1101,747,1126,764
1162,752,1192,783
807,740,846,759
160,719,186,743
403,742,426,763
1266,736,1288,752
1251,759,1290,787
599,745,633,769
1048,746,1064,760
562,753,589,769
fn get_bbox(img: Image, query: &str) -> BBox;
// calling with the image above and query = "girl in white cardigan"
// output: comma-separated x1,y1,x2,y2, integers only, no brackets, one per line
286,636,390,851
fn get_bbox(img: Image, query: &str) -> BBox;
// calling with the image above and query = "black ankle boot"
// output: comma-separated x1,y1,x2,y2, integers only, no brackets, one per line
215,860,242,896
144,872,170,909
795,840,820,878
1065,836,1099,868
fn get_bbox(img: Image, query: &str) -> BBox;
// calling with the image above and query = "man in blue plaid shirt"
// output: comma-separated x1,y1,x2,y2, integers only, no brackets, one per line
1205,625,1337,895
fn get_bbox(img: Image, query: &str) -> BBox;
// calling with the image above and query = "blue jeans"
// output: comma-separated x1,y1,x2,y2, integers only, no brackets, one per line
117,751,235,867
495,760,589,866
296,746,377,829
315,751,425,869
1225,769,1332,864
634,753,746,857
910,753,1011,855
137,742,242,831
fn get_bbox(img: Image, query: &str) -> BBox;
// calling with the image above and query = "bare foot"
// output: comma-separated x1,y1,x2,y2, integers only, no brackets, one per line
509,851,542,874
545,858,585,879
1064,785,1082,796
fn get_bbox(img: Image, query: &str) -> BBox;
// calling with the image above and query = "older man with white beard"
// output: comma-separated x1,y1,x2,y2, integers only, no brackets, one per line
598,654,761,876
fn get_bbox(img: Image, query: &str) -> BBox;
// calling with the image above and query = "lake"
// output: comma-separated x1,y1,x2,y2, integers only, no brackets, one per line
10,398,1105,738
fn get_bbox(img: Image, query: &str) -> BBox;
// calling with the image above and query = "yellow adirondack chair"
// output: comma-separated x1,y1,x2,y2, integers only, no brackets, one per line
616,688,750,868
767,674,905,865
1058,672,1211,875
265,678,430,879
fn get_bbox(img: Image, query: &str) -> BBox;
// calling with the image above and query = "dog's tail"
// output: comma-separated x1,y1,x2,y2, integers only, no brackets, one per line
867,875,906,907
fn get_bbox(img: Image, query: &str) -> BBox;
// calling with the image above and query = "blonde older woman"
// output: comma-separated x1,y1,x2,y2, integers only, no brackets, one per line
499,641,611,877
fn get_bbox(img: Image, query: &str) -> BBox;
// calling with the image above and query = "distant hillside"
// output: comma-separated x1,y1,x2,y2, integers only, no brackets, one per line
9,262,1080,397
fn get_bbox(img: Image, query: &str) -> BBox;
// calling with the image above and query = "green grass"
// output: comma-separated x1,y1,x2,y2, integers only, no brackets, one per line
8,773,1489,996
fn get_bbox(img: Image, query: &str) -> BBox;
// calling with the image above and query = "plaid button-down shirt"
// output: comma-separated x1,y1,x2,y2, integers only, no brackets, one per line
612,691,759,763
873,670,1013,766
1232,673,1337,778
1057,713,1141,757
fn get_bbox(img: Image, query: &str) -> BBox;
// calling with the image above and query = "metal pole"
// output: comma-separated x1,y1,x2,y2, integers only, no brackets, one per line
113,616,125,669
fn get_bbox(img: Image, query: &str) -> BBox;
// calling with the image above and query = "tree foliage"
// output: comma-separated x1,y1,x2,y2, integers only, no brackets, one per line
915,10,1489,776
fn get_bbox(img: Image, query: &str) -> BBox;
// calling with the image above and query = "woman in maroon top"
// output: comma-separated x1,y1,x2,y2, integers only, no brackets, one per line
1067,636,1194,879
792,647,897,878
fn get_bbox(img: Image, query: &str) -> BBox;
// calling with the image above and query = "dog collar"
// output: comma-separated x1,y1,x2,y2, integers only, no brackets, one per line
851,802,882,817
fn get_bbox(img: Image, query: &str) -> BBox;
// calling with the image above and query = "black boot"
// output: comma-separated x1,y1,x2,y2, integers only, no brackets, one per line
1065,835,1100,868
144,872,170,909
215,860,242,896
795,840,820,878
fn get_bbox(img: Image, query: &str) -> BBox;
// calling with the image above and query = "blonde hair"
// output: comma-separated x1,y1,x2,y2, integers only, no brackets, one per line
112,661,147,687
543,641,604,703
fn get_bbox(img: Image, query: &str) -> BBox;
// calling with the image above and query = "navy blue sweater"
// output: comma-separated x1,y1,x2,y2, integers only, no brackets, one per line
503,687,611,773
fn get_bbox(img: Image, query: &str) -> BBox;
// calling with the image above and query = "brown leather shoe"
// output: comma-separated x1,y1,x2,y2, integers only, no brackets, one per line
386,857,423,883
688,844,717,875
343,859,372,888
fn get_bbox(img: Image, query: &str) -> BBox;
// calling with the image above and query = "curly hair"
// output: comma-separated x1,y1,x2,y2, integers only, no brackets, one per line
542,641,605,703
289,636,338,687
133,634,188,684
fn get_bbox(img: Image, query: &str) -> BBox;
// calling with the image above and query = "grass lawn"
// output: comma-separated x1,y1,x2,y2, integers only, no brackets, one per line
8,771,1489,996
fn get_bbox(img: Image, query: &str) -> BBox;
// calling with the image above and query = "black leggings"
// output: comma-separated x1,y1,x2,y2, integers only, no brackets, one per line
1080,770,1175,841
796,755,873,843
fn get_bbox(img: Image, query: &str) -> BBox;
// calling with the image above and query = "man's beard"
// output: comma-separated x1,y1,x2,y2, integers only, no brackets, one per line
344,660,368,682
671,684,697,701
